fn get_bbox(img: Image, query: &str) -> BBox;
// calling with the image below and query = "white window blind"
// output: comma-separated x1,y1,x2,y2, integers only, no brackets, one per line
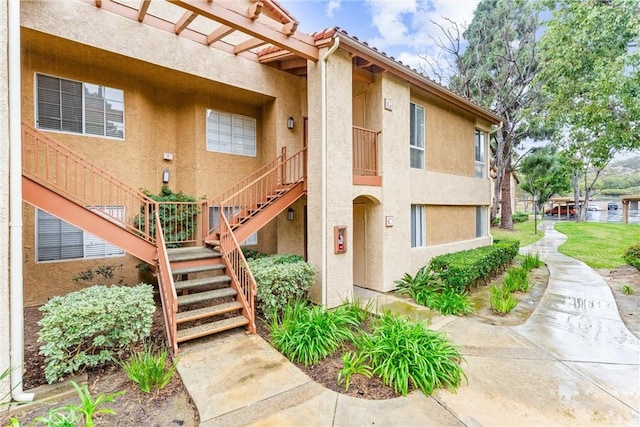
37,209,124,262
476,206,486,238
410,103,425,169
36,74,124,138
475,130,486,178
206,109,256,156
209,207,258,245
411,205,425,248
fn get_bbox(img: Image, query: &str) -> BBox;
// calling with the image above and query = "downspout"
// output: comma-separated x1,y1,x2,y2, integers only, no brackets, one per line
320,37,339,308
9,0,33,402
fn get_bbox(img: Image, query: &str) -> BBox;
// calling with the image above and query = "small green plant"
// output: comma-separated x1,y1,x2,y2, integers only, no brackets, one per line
394,266,438,292
502,267,530,293
354,313,466,396
623,242,640,271
512,212,529,223
520,252,542,271
249,255,315,322
34,406,80,427
430,288,475,316
120,342,178,393
621,285,633,295
69,381,123,427
337,352,372,391
269,300,358,365
490,285,518,314
38,284,155,383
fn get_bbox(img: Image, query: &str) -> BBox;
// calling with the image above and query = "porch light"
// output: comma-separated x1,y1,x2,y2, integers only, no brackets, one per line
287,116,295,130
287,208,294,221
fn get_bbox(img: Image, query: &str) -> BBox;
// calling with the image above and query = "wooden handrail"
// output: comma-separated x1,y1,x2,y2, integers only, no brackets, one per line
219,211,256,333
154,210,179,356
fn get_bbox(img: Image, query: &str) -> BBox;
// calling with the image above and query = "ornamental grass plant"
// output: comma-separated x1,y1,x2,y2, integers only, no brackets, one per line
119,341,178,393
490,285,518,314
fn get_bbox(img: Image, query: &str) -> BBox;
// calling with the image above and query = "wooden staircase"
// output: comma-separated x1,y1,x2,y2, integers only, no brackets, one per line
21,122,307,355
168,247,249,343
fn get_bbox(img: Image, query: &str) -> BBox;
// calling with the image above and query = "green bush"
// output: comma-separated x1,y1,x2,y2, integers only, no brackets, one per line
428,240,519,293
512,212,529,223
502,267,530,293
623,242,640,271
120,341,178,393
520,252,542,271
269,300,358,365
241,248,267,260
354,313,466,396
490,285,518,314
249,255,315,321
38,284,155,384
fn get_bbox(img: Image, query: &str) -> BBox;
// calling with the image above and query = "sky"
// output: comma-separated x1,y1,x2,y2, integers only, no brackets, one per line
278,0,482,73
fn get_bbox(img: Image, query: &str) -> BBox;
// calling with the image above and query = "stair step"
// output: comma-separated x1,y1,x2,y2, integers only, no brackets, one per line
177,287,237,306
167,247,221,262
175,275,231,291
176,301,243,324
177,315,250,343
172,263,226,277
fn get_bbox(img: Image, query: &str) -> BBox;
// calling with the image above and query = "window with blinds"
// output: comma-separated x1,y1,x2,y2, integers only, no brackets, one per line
475,130,486,178
410,103,425,169
209,206,258,246
36,209,125,262
36,74,124,138
411,204,426,248
206,109,256,156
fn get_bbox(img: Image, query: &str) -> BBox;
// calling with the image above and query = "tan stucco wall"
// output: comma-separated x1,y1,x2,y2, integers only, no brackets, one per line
426,206,476,245
19,2,307,305
1,0,11,402
306,48,354,307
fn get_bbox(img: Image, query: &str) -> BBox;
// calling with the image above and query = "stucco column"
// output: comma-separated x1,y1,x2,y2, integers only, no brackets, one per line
306,47,354,308
0,0,11,403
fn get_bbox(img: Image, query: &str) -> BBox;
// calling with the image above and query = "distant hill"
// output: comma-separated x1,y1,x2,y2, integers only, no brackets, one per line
597,155,640,198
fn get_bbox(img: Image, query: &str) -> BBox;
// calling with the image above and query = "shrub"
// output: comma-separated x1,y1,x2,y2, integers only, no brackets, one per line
428,240,519,293
120,341,178,393
491,285,518,314
337,352,372,391
354,313,466,396
520,252,542,271
621,285,633,295
269,300,358,365
241,248,266,260
430,289,475,316
623,243,640,271
502,267,530,293
38,284,155,384
249,255,315,321
512,212,529,223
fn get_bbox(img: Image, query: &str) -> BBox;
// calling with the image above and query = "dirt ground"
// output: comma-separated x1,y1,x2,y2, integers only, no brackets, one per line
3,264,639,424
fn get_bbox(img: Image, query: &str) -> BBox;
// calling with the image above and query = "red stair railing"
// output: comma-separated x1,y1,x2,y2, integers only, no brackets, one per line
154,210,179,355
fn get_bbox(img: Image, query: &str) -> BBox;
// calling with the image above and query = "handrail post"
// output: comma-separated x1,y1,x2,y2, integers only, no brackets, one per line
281,146,287,186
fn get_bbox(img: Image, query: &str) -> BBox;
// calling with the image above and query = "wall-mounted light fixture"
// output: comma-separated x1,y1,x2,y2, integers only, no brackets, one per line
162,168,170,183
287,116,295,130
287,208,294,221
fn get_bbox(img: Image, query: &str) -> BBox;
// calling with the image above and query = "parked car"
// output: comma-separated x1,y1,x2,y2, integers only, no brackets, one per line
608,202,618,211
545,205,576,216
586,204,599,211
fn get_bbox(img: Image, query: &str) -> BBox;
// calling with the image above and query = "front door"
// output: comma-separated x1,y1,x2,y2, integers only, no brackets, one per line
353,204,366,286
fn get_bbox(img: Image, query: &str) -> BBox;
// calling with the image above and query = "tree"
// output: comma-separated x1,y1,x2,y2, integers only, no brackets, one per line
534,0,640,220
424,0,545,230
519,146,571,214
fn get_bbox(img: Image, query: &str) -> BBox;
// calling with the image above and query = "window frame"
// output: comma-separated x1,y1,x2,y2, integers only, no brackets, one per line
35,73,125,140
476,206,487,238
209,206,258,246
475,129,486,178
409,103,425,170
36,208,125,263
410,204,426,248
205,109,257,157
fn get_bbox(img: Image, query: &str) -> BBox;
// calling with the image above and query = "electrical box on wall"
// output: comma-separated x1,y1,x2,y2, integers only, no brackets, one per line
334,225,347,254
163,152,174,161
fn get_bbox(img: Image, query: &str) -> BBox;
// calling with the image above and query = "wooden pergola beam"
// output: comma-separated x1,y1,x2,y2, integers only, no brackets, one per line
175,11,198,34
235,37,267,54
281,58,306,70
206,25,235,45
170,0,318,61
138,0,151,22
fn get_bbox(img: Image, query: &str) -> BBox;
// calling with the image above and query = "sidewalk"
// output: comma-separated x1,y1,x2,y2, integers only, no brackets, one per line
177,221,640,426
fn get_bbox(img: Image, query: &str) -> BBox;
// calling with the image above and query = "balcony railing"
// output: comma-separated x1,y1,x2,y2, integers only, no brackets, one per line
353,126,381,186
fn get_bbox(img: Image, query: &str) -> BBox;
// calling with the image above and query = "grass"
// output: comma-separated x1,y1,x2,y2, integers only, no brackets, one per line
554,222,640,268
119,342,178,393
490,285,518,314
491,219,544,248
502,267,530,293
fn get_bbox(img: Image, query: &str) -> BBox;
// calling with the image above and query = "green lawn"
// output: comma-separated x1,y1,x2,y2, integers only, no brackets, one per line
491,218,544,248
553,222,640,268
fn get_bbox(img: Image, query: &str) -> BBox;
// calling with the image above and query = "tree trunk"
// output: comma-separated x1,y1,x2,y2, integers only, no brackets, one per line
500,169,514,230
572,169,580,222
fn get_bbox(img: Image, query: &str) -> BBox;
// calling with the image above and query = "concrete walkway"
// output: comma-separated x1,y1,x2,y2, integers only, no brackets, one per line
177,222,640,426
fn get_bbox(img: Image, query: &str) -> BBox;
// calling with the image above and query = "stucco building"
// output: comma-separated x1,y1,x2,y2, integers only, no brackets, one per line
1,0,501,400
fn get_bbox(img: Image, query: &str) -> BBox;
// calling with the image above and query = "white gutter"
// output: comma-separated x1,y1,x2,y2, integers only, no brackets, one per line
9,0,33,402
320,37,339,308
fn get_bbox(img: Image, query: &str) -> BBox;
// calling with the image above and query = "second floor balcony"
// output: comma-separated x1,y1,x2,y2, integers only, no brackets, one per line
353,126,381,186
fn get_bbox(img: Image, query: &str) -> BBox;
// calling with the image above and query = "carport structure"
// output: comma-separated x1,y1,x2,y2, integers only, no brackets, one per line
546,197,583,220
621,195,640,224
